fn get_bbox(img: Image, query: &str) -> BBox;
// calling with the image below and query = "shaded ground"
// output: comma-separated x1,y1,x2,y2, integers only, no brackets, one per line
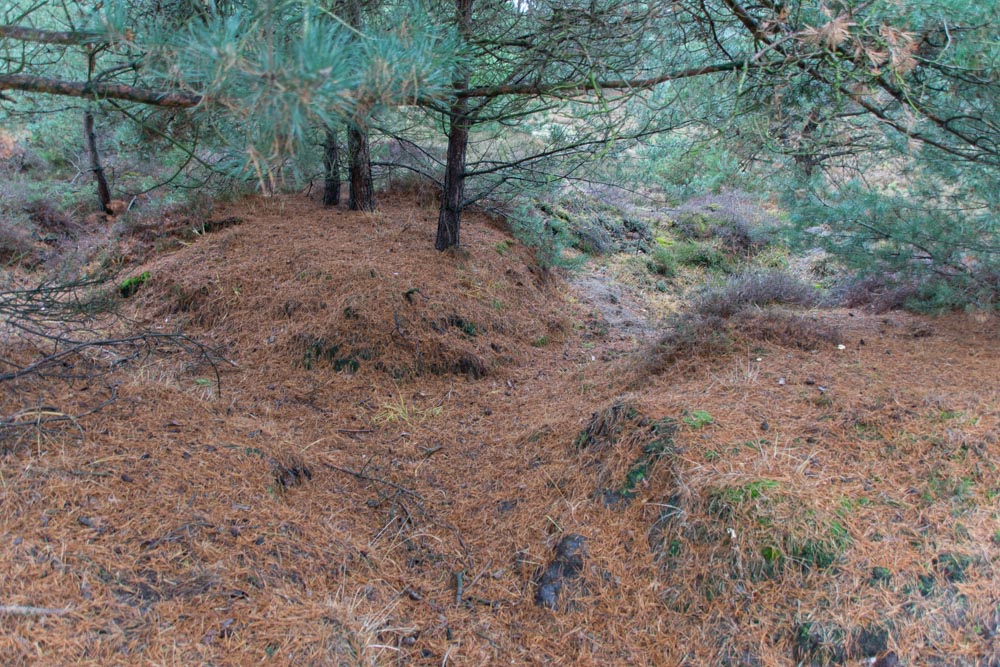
2,194,998,666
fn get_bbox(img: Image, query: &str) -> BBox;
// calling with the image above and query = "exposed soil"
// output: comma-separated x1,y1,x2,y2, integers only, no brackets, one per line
570,269,658,341
2,194,998,666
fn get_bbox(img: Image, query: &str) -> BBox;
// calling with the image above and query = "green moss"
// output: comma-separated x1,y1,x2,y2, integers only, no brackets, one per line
302,339,339,369
448,315,478,337
938,552,973,583
870,566,892,585
118,271,150,298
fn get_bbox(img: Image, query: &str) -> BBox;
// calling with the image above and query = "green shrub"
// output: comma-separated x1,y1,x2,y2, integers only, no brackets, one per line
509,203,583,272
647,240,731,277
837,272,999,313
784,172,999,312
648,246,678,277
672,241,729,270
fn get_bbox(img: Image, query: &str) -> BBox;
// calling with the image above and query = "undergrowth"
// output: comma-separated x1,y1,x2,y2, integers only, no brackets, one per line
646,270,835,371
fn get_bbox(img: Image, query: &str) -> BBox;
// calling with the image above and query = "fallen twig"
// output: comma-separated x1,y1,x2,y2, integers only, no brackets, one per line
321,462,425,502
0,604,71,616
454,570,464,605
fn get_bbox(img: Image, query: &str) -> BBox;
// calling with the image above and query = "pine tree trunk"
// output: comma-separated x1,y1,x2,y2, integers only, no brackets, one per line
322,125,341,206
347,124,374,212
84,109,112,214
794,110,820,176
436,0,475,251
436,101,470,251
344,0,374,212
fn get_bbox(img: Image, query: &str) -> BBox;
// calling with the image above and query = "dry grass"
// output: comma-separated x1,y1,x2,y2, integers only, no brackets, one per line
692,269,820,318
646,271,838,373
2,193,999,665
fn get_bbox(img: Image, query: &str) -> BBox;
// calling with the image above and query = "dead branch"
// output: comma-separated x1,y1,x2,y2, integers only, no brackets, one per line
0,73,201,108
321,461,425,502
1,279,231,448
0,604,71,616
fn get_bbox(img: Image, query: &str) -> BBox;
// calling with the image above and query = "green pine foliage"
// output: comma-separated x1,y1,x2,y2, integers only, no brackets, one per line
113,0,460,185
782,152,998,311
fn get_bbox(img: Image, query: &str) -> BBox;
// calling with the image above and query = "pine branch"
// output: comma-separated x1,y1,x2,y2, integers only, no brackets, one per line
0,24,104,46
0,73,201,107
458,60,759,99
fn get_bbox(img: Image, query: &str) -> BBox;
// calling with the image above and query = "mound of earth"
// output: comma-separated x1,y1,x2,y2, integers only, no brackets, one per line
126,194,570,382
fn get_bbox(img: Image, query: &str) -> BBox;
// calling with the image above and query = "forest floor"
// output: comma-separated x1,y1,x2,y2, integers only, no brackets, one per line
1,193,998,666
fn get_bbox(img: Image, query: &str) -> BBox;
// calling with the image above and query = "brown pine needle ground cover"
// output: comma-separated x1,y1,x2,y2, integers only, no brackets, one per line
1,194,998,666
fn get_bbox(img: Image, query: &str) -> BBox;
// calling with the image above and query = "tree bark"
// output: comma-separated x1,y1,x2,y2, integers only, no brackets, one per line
343,0,375,212
435,100,470,251
435,0,475,251
0,24,103,45
793,110,820,176
347,124,374,211
0,73,200,107
84,109,113,214
322,125,341,206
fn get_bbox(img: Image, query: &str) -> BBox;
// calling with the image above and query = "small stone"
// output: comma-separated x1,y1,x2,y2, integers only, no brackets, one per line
535,534,586,610
498,500,518,513
874,651,898,667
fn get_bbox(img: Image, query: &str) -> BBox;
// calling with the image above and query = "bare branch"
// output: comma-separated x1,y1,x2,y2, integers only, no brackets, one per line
0,24,104,46
0,604,71,616
0,73,201,107
458,60,758,99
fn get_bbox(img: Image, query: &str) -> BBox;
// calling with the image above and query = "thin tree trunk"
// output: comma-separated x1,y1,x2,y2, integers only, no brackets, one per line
436,0,474,251
436,100,470,251
84,109,112,214
794,110,820,176
344,0,374,212
322,125,341,206
347,124,374,211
